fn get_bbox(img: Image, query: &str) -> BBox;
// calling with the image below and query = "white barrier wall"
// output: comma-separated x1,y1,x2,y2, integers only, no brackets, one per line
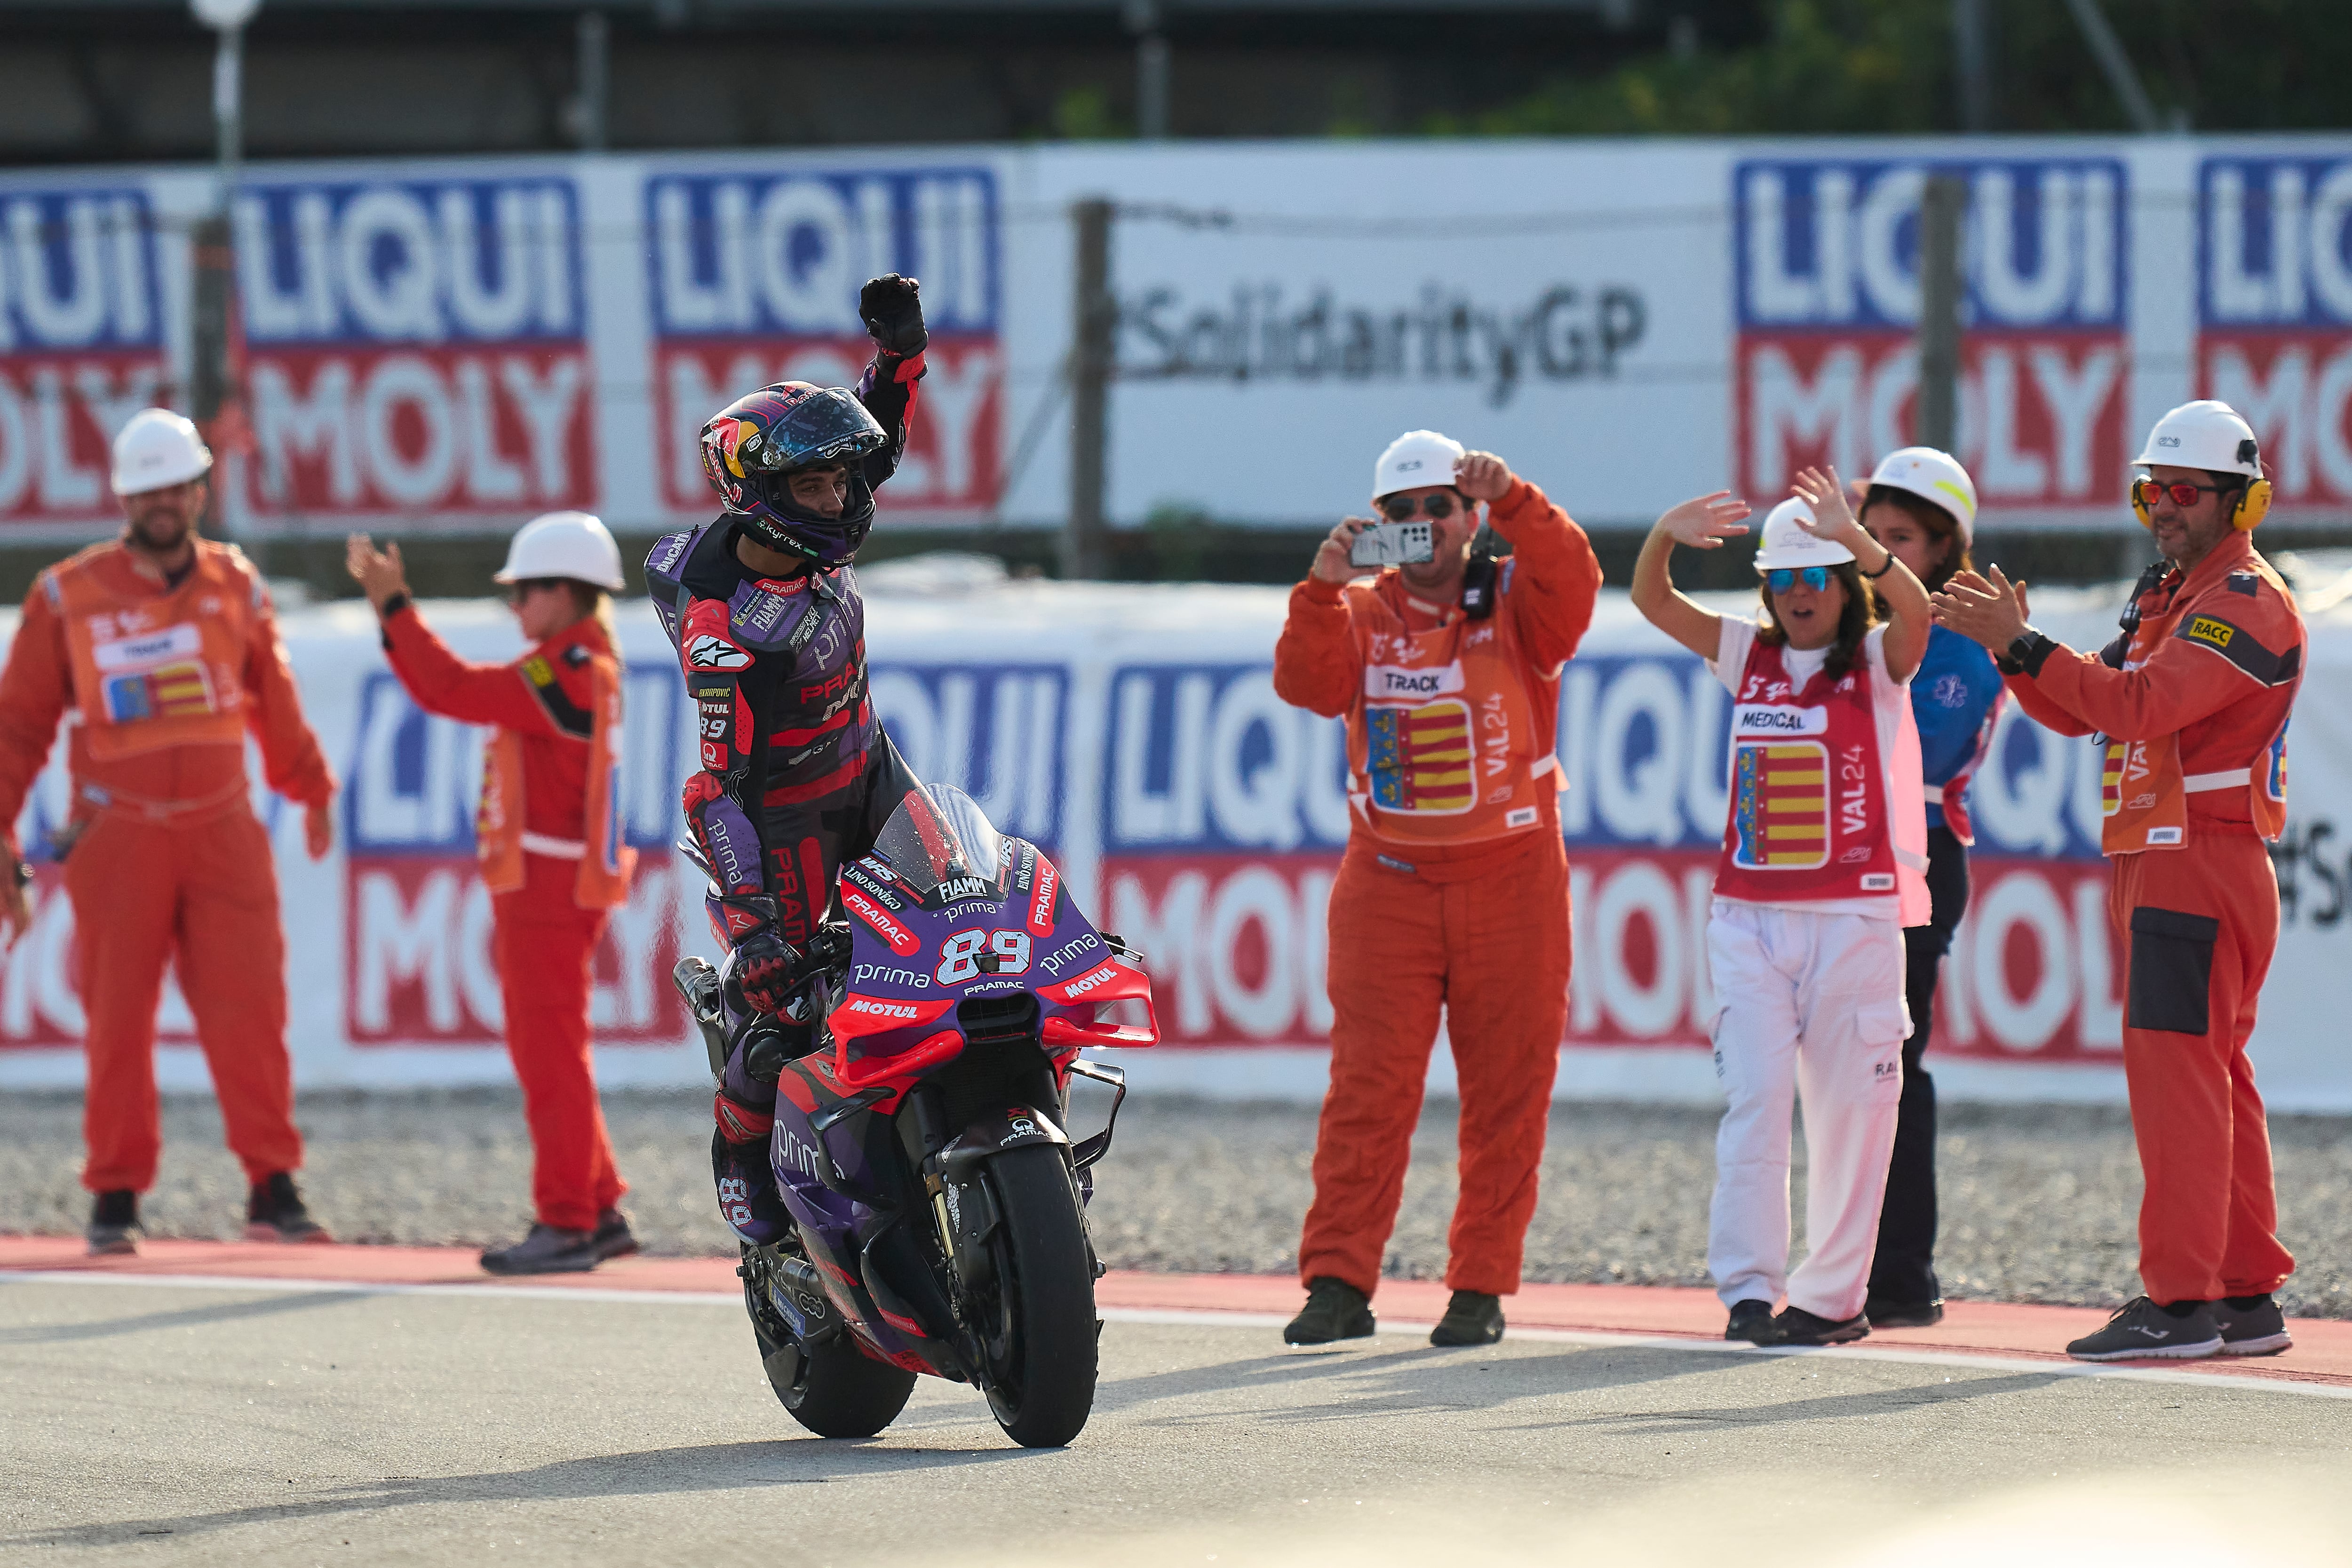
2,576,2348,1111
10,135,2352,537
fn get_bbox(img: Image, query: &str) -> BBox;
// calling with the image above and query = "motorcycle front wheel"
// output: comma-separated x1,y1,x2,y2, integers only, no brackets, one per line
974,1143,1099,1448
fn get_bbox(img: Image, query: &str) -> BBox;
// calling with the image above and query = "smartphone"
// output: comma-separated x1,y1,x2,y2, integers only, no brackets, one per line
1349,519,1434,568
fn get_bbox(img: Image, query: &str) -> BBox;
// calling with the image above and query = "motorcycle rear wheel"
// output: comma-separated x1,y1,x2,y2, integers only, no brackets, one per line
976,1143,1098,1448
745,1256,915,1439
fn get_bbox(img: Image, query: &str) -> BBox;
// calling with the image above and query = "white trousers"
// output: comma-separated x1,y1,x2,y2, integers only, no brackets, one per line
1705,900,1909,1322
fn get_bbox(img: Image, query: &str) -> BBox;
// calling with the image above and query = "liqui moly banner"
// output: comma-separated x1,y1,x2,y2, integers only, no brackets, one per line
642,164,1005,525
229,173,595,529
0,581,2349,1107
28,135,2352,535
0,180,169,533
1734,155,2131,520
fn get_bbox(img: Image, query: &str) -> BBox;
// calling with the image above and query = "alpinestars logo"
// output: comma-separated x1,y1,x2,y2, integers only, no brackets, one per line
687,633,752,672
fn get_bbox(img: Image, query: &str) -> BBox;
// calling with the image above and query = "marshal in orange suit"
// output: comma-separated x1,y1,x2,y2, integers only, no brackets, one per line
0,411,338,1256
1271,431,1601,1349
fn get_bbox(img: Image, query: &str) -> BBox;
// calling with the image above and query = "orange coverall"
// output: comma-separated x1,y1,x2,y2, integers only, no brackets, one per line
2004,530,2302,1305
380,605,629,1234
0,540,334,1195
1273,479,1601,1298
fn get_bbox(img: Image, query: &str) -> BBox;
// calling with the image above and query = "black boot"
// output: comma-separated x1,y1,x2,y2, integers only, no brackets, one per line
591,1208,639,1261
1429,1290,1504,1346
245,1172,331,1244
1724,1299,1777,1344
712,1129,792,1247
1283,1276,1375,1345
481,1224,599,1275
87,1190,139,1257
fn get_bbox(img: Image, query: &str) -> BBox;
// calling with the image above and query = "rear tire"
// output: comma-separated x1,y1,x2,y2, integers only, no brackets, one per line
744,1252,915,1439
975,1143,1098,1448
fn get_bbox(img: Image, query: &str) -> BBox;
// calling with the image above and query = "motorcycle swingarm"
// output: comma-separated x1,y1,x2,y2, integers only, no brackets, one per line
1062,1059,1127,1172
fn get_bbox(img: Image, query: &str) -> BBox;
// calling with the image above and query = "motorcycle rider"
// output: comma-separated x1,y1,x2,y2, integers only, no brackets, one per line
646,275,929,1247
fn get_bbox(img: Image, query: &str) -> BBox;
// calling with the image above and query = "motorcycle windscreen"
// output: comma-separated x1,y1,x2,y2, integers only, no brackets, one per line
866,783,1006,897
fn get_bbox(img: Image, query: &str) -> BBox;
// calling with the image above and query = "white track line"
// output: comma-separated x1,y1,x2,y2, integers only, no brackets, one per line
6,1269,2344,1402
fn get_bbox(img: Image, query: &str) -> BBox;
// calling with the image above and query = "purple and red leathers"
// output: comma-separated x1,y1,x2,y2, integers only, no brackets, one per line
652,344,925,1234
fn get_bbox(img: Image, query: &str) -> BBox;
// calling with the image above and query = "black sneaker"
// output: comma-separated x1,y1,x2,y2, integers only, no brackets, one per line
245,1172,331,1244
480,1224,600,1275
2212,1295,2292,1358
1284,1276,1375,1345
87,1190,139,1257
1773,1305,1871,1346
1865,1297,1945,1329
1724,1299,1777,1343
2065,1296,2222,1361
1429,1290,1504,1346
592,1208,639,1262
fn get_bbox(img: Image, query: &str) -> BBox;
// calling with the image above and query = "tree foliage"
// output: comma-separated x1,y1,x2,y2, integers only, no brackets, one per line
1438,0,2352,137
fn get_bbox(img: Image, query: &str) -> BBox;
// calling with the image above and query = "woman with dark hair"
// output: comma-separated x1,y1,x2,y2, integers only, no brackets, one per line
1855,448,2001,1331
1631,466,1932,1347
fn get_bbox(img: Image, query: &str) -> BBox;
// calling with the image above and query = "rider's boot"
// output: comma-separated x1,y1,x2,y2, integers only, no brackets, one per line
712,1095,794,1248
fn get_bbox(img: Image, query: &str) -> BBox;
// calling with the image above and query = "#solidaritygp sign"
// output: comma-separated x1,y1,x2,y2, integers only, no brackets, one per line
15,135,2352,535
0,577,2348,1111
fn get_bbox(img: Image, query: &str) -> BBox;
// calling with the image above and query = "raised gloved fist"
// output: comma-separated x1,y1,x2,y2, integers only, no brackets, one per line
859,273,928,358
733,928,803,1016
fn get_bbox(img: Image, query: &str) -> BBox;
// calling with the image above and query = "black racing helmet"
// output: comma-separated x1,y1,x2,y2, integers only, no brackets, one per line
699,382,889,565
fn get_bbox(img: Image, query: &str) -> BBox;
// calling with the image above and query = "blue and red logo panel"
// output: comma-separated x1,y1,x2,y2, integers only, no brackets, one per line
1734,156,2130,518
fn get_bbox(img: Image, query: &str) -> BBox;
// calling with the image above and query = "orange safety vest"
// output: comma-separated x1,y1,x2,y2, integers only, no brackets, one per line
49,543,257,762
477,645,636,908
2098,596,2299,856
1340,582,1559,846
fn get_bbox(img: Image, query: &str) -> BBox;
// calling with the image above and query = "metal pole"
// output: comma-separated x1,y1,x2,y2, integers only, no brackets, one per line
576,10,610,151
189,18,244,519
1915,172,1966,453
214,22,243,204
1126,0,1169,140
1063,198,1114,580
1953,0,1993,133
2061,0,2163,134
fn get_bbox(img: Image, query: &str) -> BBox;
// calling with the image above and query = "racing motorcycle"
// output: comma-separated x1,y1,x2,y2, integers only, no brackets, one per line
672,784,1158,1449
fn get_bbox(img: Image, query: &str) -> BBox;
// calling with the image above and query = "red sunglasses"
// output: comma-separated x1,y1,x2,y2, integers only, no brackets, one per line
2133,477,2232,508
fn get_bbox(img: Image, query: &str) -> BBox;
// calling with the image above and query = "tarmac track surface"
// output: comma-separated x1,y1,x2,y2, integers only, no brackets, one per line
4,1276,2351,1568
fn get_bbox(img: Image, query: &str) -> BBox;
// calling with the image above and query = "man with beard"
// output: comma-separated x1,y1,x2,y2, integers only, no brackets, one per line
0,408,338,1255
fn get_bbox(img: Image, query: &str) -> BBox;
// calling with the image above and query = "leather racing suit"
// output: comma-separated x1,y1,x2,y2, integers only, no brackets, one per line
648,347,924,1186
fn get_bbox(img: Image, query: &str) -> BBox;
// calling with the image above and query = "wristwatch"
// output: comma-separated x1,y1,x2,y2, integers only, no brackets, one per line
1999,627,2057,677
9,859,30,891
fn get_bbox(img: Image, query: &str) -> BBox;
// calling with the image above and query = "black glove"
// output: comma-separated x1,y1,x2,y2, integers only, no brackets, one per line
859,273,928,358
732,927,803,1016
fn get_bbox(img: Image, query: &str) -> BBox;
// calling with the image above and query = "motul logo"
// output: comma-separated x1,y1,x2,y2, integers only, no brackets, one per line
1061,962,1118,997
846,998,919,1019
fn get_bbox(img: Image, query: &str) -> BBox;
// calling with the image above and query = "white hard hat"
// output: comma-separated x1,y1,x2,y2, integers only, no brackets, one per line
110,408,212,496
1867,446,1979,544
1371,430,1466,501
2135,399,2264,478
1751,496,1855,572
494,510,626,592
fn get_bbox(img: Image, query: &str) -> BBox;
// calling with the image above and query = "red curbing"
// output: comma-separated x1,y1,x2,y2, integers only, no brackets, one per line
3,1236,2346,1390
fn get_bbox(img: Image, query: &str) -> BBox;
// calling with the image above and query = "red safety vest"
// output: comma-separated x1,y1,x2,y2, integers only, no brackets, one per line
51,543,258,761
1713,633,1928,922
477,644,635,908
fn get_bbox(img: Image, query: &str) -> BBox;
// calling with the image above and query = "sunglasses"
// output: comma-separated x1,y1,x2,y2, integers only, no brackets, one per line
1764,566,1833,593
2133,477,2233,509
505,577,563,605
1380,493,1462,522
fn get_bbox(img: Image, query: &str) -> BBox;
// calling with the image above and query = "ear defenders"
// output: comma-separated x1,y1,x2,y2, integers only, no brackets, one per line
2130,474,2273,532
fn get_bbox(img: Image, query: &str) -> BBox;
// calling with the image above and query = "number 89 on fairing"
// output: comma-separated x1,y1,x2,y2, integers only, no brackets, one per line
935,929,1034,987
